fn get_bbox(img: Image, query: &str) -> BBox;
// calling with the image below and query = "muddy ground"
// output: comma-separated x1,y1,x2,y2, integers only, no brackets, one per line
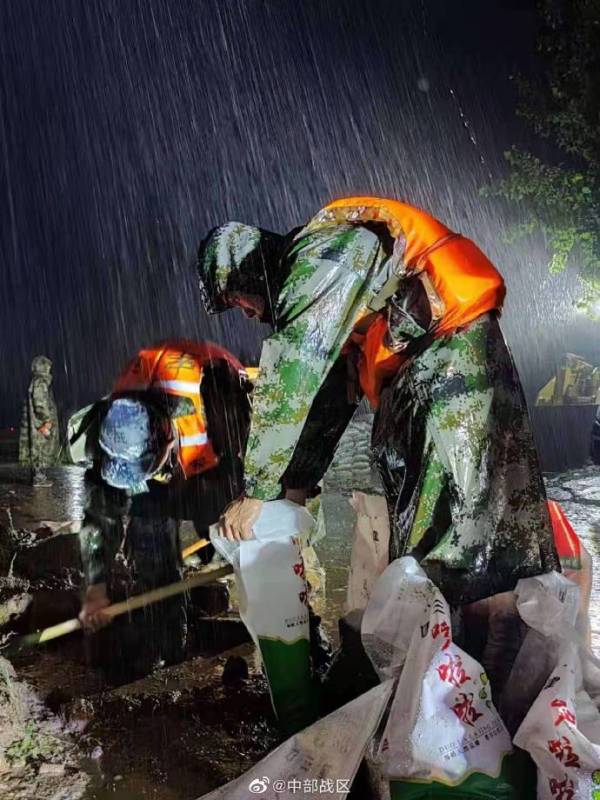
0,547,279,800
0,452,599,800
0,465,281,800
3,640,278,800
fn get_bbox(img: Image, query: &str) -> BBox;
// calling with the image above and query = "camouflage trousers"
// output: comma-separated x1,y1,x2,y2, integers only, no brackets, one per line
372,313,559,606
25,433,57,483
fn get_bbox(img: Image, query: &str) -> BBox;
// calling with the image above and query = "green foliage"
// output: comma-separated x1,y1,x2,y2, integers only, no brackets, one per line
5,721,59,766
485,0,600,316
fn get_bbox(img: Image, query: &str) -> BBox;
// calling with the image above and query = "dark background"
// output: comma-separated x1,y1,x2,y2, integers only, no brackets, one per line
1,0,598,430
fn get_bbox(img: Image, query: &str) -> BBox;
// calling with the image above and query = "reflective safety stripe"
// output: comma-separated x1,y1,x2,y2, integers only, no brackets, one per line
155,380,200,394
179,432,208,446
112,343,225,478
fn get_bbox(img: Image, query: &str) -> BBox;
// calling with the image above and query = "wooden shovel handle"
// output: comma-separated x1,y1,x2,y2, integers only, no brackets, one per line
6,564,233,652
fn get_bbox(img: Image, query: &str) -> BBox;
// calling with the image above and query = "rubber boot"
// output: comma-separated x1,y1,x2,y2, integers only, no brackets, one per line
31,469,53,487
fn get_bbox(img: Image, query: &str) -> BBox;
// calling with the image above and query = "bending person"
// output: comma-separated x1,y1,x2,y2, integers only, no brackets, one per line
197,197,558,607
70,339,250,681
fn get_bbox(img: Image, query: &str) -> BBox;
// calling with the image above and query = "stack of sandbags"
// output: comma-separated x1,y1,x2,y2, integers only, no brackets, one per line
324,413,382,495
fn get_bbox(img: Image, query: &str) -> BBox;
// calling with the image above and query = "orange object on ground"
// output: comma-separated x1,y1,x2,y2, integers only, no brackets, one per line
114,339,243,479
181,537,211,559
548,499,582,571
313,197,507,407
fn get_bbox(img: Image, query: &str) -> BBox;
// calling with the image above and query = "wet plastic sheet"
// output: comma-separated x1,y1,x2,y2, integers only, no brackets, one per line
198,679,395,799
361,557,515,798
67,403,96,464
512,573,600,799
346,492,390,613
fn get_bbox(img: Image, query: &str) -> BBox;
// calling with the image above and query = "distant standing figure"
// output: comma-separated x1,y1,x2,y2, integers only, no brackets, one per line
19,356,60,486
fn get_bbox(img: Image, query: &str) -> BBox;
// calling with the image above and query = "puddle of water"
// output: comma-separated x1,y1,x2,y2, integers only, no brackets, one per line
0,464,87,530
84,767,206,800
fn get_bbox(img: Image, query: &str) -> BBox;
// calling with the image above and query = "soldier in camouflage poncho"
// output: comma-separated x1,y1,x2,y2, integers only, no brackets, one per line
198,207,558,608
19,355,60,486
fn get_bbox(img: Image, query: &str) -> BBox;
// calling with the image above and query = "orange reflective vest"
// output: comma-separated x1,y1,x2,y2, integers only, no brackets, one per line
113,340,244,479
311,197,506,406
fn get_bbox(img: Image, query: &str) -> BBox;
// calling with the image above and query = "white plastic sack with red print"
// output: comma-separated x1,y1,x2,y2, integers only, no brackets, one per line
513,572,600,800
210,499,315,649
361,557,517,799
199,679,395,800
346,492,390,613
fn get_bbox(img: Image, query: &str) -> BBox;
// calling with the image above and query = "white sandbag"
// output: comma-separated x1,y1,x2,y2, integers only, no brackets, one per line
210,500,315,646
361,556,432,680
362,557,515,797
512,572,600,798
252,500,315,543
514,572,580,636
198,679,395,799
500,572,585,735
210,501,317,730
514,642,600,800
346,492,390,614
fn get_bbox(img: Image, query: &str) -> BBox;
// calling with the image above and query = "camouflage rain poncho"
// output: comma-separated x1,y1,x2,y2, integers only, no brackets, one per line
372,312,559,603
199,218,559,604
19,355,60,468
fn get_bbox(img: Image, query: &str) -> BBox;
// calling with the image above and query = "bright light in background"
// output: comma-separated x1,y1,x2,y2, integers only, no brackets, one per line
574,295,600,318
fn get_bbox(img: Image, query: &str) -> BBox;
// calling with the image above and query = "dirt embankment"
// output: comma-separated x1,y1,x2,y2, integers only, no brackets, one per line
0,655,90,800
0,514,278,800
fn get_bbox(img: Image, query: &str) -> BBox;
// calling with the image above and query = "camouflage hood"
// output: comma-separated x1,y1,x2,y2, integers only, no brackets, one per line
31,355,52,380
197,222,286,317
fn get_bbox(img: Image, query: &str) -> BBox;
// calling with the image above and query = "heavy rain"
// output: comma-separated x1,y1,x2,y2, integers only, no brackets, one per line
0,1,599,799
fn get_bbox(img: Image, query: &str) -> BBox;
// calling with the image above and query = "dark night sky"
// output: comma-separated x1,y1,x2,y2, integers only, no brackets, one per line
1,0,598,429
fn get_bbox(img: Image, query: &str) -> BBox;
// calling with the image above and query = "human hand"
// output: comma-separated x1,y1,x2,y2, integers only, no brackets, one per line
219,496,263,541
38,421,52,438
79,583,111,631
